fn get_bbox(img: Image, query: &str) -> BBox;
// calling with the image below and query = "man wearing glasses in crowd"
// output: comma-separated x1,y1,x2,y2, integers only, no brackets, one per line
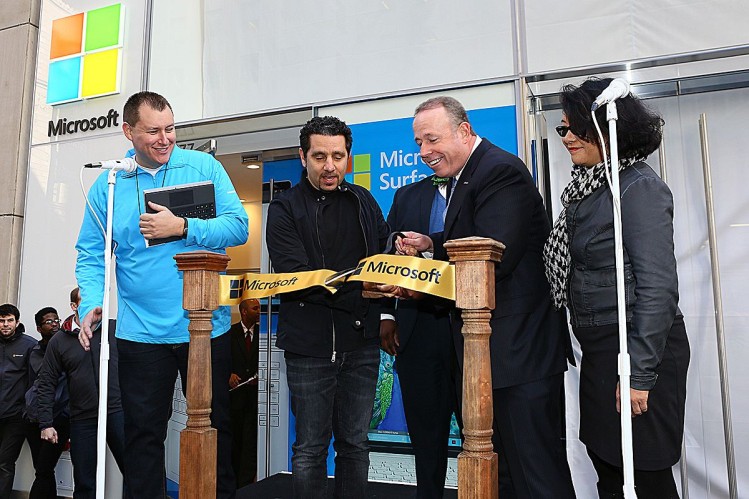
25,307,70,498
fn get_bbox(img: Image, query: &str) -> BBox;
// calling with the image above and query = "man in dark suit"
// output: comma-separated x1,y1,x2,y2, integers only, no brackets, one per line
381,177,461,498
397,96,575,498
229,298,260,488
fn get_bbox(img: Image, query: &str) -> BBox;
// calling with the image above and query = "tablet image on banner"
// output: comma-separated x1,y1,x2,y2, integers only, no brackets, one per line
143,181,216,246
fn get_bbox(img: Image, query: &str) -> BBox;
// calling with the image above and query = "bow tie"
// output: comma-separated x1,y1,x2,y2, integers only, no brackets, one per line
432,176,450,186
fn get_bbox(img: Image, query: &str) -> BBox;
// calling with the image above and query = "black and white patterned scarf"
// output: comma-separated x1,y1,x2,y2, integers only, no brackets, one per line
543,160,629,310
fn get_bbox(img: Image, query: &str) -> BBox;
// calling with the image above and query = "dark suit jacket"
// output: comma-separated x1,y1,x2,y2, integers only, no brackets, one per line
229,321,259,406
432,139,570,388
384,177,452,352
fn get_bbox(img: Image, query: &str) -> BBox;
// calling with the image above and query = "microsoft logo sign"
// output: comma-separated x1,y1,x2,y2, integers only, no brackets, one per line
346,154,371,190
47,3,124,105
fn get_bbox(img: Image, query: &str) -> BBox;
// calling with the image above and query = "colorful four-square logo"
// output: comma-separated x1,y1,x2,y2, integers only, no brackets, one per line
47,3,124,105
346,153,371,190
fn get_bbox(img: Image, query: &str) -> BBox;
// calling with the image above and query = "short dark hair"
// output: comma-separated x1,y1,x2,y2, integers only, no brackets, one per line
70,287,80,304
35,307,58,327
560,77,663,162
0,304,20,320
415,96,476,136
123,91,173,127
299,116,353,156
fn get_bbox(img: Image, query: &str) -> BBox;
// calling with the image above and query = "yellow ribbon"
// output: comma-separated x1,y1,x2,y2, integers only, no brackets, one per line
219,254,455,305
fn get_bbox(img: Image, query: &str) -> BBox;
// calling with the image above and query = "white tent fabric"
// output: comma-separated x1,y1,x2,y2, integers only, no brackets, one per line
525,0,749,74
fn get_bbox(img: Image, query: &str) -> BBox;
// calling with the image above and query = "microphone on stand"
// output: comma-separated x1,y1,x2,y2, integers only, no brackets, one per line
591,78,631,111
84,158,137,172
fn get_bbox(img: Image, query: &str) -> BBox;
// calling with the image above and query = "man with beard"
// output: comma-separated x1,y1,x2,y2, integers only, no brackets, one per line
266,116,389,498
0,303,36,498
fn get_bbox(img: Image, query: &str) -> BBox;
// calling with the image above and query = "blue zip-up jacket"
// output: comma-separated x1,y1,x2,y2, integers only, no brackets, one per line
76,146,248,344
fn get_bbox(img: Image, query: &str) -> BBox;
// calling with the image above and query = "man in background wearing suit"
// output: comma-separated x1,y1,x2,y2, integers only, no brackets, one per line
380,177,460,498
396,96,576,498
229,299,260,488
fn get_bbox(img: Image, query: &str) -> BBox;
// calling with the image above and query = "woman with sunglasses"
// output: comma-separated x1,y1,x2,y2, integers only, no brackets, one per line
543,77,690,499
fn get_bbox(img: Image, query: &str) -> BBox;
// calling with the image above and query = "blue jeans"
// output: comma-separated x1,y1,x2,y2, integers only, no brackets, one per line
69,410,126,499
285,344,379,499
117,333,234,499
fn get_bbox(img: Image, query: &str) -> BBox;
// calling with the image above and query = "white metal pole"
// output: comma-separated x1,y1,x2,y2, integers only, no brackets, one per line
698,113,738,499
659,141,691,499
95,170,115,499
605,101,637,498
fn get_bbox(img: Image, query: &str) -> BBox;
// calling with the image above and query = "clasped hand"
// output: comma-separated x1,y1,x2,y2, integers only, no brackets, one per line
139,201,183,240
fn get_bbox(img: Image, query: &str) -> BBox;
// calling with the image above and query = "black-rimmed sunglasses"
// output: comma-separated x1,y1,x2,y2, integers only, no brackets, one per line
555,125,574,137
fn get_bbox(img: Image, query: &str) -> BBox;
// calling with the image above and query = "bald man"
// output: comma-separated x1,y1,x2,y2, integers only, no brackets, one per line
228,299,260,488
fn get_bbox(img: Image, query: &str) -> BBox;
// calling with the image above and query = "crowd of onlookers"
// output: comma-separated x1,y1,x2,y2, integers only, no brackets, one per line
0,288,125,499
0,289,259,499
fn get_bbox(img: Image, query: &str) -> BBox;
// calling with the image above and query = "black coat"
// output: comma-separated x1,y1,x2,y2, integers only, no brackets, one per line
229,321,259,396
266,179,390,358
36,321,122,428
384,175,460,497
383,177,452,351
432,139,571,388
0,325,36,419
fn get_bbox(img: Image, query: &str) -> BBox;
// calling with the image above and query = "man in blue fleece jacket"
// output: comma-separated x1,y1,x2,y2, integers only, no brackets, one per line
76,91,248,498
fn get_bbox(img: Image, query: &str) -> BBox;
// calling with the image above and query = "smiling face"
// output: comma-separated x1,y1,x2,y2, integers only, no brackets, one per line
123,104,176,169
413,106,474,178
300,134,349,191
560,114,603,167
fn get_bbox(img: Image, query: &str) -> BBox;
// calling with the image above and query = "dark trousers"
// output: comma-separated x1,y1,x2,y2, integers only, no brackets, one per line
0,416,27,498
69,411,126,499
396,313,460,499
285,344,379,499
230,388,258,488
26,416,70,499
588,449,679,499
492,373,576,499
118,332,234,499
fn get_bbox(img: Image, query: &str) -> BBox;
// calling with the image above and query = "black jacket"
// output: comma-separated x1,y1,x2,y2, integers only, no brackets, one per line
431,139,571,388
266,178,390,358
27,339,69,420
36,321,122,428
566,161,681,390
382,176,453,352
0,325,36,419
229,321,259,414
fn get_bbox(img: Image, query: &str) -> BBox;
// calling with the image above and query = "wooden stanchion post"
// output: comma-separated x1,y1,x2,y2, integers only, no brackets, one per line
444,236,505,499
174,251,231,499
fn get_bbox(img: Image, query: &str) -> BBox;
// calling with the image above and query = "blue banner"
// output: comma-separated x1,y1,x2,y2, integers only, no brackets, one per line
346,105,517,216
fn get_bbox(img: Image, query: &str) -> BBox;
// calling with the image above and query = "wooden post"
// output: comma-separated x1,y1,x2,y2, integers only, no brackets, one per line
444,236,505,499
174,251,231,499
